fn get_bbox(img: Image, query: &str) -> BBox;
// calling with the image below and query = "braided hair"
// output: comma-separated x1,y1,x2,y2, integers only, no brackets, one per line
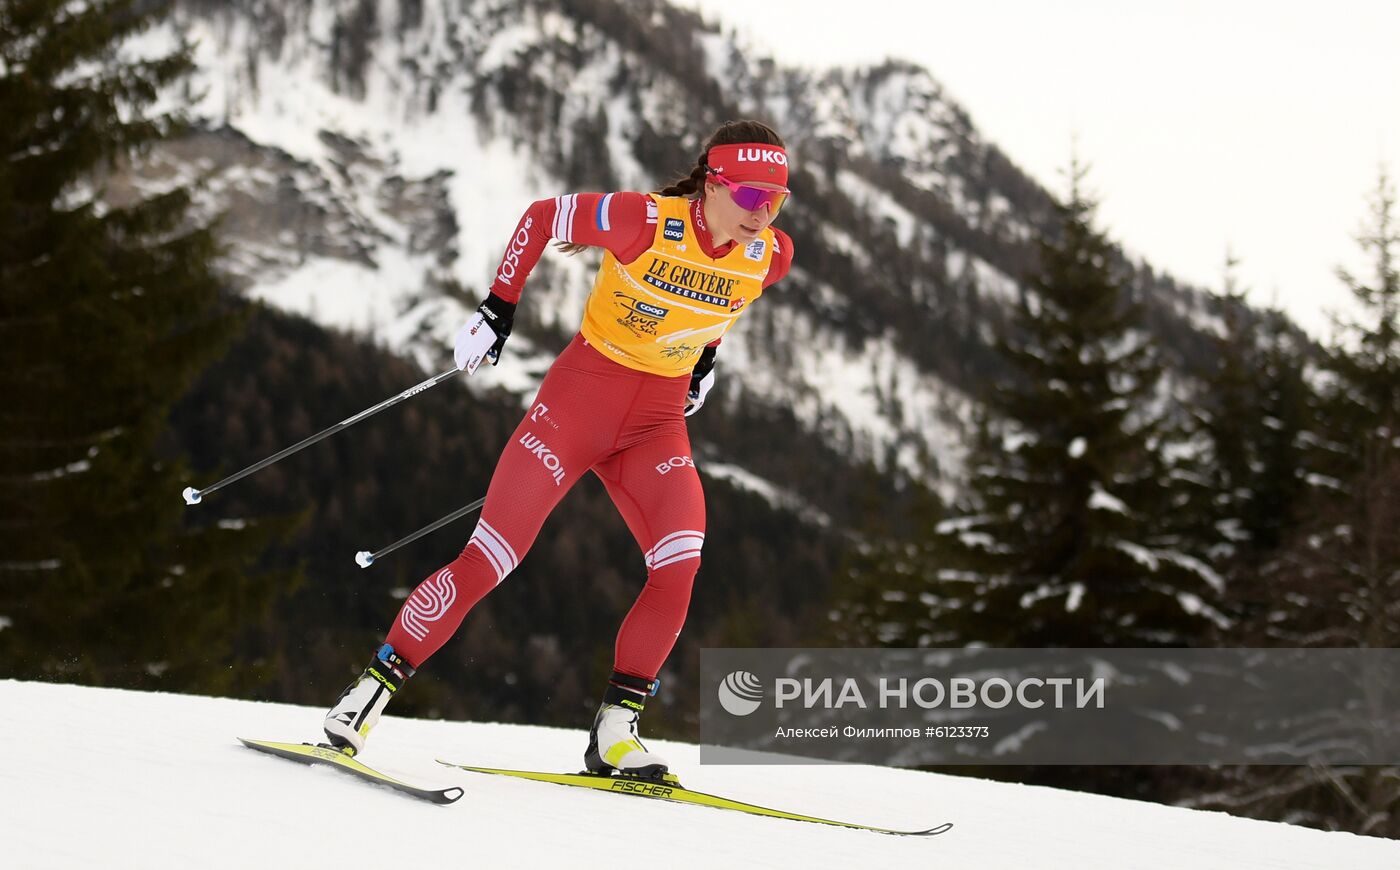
556,119,785,255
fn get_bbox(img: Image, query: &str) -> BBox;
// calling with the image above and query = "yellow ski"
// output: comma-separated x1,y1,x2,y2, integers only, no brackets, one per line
436,762,951,836
240,738,463,805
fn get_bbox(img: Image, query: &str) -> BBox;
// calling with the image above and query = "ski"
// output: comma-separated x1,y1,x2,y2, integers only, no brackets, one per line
436,762,951,836
240,738,463,805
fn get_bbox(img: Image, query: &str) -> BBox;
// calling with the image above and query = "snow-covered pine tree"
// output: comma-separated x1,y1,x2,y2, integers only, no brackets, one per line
1238,307,1315,554
1265,167,1400,649
1189,255,1315,631
835,160,1228,648
944,163,1228,647
1194,254,1266,553
1207,304,1318,635
0,0,291,691
1194,168,1400,838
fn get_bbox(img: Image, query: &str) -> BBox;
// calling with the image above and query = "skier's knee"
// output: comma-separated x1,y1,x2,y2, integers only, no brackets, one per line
644,529,705,575
464,518,522,586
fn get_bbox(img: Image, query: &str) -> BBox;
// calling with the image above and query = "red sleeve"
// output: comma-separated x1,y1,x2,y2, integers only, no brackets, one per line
488,192,656,302
763,228,795,289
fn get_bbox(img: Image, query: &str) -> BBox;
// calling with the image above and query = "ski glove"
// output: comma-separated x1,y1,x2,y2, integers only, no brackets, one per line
684,345,718,417
453,293,516,374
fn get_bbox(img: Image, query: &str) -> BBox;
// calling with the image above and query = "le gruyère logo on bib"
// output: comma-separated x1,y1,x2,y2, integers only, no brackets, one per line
643,258,739,308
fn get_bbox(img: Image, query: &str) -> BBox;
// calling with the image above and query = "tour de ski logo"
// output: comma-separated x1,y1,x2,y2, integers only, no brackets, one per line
729,296,746,313
744,239,766,261
663,217,686,242
612,292,668,338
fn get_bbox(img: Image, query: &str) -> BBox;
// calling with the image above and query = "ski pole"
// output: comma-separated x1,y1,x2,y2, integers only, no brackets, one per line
182,367,462,506
354,495,486,568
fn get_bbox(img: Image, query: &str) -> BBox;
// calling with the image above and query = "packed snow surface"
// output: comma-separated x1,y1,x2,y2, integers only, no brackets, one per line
3,680,1397,868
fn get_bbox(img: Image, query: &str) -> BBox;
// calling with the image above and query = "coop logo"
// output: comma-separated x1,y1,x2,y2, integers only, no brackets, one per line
718,671,765,716
663,217,686,242
613,293,669,320
613,293,669,338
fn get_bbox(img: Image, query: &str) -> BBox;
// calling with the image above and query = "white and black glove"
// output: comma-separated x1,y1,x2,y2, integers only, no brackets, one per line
453,293,516,374
684,345,718,417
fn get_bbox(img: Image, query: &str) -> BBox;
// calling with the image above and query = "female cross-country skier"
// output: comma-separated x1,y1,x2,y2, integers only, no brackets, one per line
322,120,795,781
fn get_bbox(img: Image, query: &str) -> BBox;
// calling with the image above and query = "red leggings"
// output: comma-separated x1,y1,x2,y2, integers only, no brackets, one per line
385,334,705,681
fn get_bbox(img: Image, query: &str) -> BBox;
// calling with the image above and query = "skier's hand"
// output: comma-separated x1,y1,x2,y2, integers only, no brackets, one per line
684,369,715,416
454,294,516,374
684,345,718,417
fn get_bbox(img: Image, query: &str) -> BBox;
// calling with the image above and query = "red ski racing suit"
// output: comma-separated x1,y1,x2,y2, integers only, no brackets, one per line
386,190,794,682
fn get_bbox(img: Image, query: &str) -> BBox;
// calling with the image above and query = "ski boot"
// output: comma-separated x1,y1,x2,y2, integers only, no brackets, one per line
323,643,414,755
584,671,679,785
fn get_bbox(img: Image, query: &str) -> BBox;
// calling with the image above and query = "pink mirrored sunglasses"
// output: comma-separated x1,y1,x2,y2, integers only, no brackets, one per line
708,172,790,215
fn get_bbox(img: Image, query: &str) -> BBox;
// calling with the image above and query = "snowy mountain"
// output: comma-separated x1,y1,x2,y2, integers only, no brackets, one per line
88,0,1305,747
115,0,1232,505
5,679,1396,869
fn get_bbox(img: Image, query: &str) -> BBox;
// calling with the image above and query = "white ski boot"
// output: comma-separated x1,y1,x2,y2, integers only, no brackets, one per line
323,644,414,755
584,672,672,781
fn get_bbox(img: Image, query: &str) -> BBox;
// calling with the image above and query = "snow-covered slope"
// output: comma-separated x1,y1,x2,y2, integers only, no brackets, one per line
4,680,1395,869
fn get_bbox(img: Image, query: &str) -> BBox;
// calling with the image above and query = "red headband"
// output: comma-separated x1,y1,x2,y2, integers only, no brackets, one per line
706,143,789,188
